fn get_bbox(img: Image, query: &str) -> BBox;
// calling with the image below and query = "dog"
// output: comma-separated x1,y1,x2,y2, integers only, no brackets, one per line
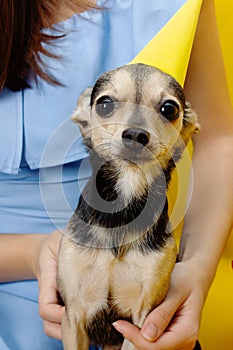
57,63,200,350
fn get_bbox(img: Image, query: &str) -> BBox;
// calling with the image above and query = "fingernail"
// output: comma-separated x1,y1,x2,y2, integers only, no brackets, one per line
142,323,158,341
112,322,124,334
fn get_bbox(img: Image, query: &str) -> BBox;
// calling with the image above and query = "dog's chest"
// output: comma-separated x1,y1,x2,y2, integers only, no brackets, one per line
58,236,176,346
59,237,175,317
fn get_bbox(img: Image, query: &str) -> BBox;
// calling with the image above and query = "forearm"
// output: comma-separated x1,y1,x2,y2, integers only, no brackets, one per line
180,0,233,295
179,136,233,292
0,234,46,282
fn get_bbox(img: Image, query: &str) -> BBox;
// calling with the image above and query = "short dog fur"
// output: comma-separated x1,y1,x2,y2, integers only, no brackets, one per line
57,63,200,350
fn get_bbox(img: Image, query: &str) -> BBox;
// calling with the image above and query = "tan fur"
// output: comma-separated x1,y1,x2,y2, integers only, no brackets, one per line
58,64,200,349
72,68,199,179
58,235,177,349
115,162,159,205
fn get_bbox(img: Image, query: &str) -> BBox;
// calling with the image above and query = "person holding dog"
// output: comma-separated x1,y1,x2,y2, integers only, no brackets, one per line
0,0,232,350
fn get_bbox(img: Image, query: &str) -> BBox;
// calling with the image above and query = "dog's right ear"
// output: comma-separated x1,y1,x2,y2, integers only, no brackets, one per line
71,87,92,138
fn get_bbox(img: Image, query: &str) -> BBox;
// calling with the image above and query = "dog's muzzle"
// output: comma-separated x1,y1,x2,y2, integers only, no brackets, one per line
122,128,150,151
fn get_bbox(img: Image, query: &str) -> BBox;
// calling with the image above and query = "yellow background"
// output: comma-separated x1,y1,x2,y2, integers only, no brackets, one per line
131,0,233,348
215,0,233,105
199,1,233,349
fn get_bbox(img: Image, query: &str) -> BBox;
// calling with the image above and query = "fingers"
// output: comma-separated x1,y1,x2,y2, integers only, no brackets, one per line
38,269,65,336
43,320,63,340
146,324,198,350
114,305,174,345
39,295,64,324
113,287,200,350
141,302,176,341
114,320,159,350
113,319,198,350
112,290,179,349
39,286,64,339
38,245,64,338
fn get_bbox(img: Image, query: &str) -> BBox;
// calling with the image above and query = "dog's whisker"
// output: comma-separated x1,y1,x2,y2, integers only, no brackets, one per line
102,130,114,137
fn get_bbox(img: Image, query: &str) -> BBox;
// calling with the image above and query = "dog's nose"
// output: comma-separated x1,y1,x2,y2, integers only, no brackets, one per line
122,128,150,150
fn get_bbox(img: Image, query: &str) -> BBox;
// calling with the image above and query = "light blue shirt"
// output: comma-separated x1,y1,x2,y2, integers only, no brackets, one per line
0,1,187,349
0,0,186,174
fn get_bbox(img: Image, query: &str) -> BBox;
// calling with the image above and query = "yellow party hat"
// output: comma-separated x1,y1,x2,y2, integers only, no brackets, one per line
130,0,203,231
131,0,203,87
215,0,233,105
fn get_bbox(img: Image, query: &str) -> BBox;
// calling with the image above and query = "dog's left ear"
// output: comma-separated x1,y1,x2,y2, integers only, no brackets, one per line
180,101,201,145
172,102,200,161
71,86,92,138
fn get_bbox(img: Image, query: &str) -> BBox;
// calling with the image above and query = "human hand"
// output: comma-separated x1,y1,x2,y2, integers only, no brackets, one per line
113,260,207,350
33,230,65,340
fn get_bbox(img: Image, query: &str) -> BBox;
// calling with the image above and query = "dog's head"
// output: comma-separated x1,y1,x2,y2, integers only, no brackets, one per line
72,64,199,171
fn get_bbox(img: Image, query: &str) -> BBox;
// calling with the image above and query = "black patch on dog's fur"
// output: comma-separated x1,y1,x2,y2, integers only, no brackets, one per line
67,150,175,253
91,75,113,106
87,306,131,347
168,79,186,108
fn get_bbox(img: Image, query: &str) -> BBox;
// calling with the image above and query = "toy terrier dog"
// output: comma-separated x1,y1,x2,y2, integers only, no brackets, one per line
57,63,200,350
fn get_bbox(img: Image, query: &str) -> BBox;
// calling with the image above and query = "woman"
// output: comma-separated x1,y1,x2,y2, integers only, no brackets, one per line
0,0,232,349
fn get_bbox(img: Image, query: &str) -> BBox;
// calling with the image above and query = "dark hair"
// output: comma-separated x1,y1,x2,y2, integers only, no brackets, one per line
0,0,97,92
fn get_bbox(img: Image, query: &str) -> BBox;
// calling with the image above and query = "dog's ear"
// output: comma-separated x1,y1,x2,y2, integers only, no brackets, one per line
184,101,200,133
180,101,200,145
71,87,92,138
172,102,200,161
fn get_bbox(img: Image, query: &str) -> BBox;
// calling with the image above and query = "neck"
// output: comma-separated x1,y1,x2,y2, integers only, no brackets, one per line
67,154,175,251
78,153,171,229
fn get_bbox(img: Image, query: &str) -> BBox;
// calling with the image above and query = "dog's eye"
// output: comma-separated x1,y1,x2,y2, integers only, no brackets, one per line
160,100,180,121
95,96,115,117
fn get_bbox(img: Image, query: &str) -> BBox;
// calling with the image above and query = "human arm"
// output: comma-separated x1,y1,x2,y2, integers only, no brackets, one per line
0,233,46,282
0,231,64,340
113,0,233,348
